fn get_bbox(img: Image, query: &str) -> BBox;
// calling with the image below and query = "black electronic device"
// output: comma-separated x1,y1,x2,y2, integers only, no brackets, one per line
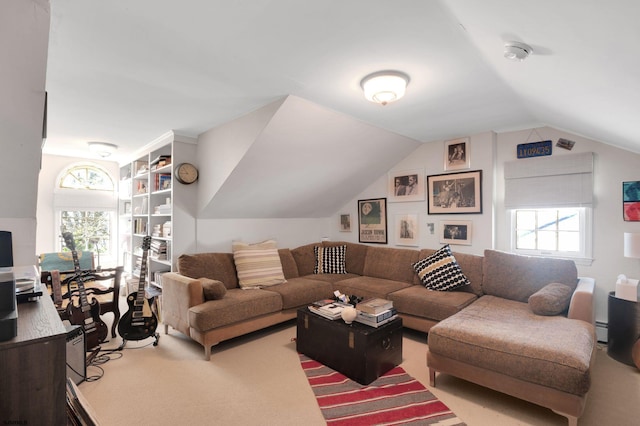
0,231,14,268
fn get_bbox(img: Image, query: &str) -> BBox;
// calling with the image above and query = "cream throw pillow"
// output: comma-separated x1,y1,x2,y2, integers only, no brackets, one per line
232,240,286,289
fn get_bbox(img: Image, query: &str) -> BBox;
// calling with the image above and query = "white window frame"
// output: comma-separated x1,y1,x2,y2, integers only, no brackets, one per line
509,207,593,266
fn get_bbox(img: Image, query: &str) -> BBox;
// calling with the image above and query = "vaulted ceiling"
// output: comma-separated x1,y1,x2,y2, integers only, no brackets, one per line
44,1,640,162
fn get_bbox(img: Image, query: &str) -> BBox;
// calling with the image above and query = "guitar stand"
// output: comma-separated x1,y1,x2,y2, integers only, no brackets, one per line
117,332,160,350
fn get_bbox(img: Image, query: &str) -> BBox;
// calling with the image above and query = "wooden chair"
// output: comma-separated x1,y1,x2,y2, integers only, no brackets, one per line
40,266,123,339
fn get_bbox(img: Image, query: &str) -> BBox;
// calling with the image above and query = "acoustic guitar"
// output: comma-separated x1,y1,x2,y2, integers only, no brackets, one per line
118,236,158,342
62,232,108,350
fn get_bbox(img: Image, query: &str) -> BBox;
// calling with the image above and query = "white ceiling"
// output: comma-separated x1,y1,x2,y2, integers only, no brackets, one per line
44,0,640,164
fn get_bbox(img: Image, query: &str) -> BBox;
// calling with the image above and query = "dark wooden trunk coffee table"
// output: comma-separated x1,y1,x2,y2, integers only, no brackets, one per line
296,307,403,385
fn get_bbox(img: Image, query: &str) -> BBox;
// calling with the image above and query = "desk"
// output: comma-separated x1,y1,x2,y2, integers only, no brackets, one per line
607,291,640,366
0,295,67,425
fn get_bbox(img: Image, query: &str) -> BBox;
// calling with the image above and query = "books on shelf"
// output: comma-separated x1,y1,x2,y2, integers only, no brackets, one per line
356,298,393,315
354,308,398,328
150,155,171,170
308,301,351,320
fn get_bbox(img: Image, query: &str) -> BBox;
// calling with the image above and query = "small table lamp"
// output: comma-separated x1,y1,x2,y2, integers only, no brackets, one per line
624,232,640,259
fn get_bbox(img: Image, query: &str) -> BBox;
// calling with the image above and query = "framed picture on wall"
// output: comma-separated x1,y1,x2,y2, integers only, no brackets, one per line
388,169,425,202
439,220,472,245
427,170,482,214
358,198,387,244
623,181,640,221
339,214,351,232
444,137,470,171
395,214,419,246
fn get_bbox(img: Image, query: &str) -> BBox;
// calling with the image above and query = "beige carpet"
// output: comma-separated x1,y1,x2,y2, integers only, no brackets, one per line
79,300,640,426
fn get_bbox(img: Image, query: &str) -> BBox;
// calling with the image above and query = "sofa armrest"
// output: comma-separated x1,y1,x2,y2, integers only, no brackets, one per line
162,272,205,336
568,277,595,325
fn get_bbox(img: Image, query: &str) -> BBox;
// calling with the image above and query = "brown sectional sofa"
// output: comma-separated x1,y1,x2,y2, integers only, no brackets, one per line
161,241,595,425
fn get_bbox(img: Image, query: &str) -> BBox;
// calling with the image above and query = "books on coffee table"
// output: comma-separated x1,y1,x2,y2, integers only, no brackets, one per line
308,301,351,320
354,308,398,328
356,298,393,315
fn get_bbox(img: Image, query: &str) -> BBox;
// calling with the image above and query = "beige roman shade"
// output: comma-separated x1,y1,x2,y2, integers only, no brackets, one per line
504,152,594,209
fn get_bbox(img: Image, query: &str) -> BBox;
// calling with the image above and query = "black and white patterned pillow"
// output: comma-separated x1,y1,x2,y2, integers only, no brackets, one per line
412,244,470,291
314,245,347,274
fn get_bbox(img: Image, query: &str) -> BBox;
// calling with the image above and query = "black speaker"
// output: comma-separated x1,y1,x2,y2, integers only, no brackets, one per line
0,231,13,268
66,325,86,384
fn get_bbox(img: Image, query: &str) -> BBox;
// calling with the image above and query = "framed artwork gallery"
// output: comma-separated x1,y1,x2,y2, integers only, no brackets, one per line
358,198,387,244
440,220,472,245
388,169,425,202
427,170,482,214
444,137,470,171
395,213,419,246
340,214,351,232
623,181,640,221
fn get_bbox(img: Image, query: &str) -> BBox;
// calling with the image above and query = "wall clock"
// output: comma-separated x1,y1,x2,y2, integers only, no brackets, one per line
174,162,198,184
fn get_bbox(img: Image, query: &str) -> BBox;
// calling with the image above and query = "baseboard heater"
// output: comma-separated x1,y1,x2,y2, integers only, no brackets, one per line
595,321,608,343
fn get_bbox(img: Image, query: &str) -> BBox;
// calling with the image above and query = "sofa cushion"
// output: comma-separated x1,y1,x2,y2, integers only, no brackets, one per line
178,252,239,289
482,250,578,303
314,245,347,274
528,282,573,316
188,288,283,331
201,278,227,300
262,277,334,309
413,245,471,291
388,286,477,321
299,273,361,285
428,295,594,396
232,240,286,289
323,241,368,275
363,246,419,283
290,243,319,276
278,248,299,279
333,276,412,300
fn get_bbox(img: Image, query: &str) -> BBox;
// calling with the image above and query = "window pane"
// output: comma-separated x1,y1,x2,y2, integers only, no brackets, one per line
516,211,536,229
517,230,536,249
537,230,557,250
558,210,580,231
60,165,114,191
558,231,580,252
537,210,558,231
61,210,111,254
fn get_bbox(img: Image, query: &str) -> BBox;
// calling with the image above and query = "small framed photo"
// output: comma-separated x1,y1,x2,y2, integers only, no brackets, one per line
358,198,387,244
427,170,483,214
444,137,470,171
623,181,640,221
440,220,472,245
395,214,419,246
389,169,425,202
339,214,351,232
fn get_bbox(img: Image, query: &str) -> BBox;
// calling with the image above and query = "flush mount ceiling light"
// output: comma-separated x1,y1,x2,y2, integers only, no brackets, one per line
88,141,118,158
504,41,533,61
360,70,410,105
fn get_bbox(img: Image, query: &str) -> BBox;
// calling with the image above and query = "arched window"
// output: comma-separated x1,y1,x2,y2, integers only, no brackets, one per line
59,164,114,191
55,163,117,267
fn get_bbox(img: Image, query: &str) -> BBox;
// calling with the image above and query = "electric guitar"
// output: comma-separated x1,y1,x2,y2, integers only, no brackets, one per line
63,232,108,350
118,236,158,341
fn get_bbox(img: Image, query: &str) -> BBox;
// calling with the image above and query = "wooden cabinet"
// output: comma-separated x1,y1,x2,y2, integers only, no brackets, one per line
118,131,198,310
0,296,67,425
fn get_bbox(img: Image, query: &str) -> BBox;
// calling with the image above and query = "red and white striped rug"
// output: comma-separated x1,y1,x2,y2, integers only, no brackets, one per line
300,354,466,426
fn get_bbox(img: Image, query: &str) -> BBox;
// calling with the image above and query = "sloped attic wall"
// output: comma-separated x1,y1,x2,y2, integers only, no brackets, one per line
197,95,422,218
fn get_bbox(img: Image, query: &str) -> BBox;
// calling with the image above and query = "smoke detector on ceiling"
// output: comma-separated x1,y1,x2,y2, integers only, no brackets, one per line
504,42,532,61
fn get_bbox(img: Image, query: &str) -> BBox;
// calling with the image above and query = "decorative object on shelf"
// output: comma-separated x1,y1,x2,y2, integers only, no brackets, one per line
623,182,640,221
444,137,470,171
395,213,418,247
388,169,425,202
358,198,387,244
440,220,472,246
340,306,358,324
504,41,532,61
360,70,410,106
427,170,482,214
87,141,118,158
174,162,198,184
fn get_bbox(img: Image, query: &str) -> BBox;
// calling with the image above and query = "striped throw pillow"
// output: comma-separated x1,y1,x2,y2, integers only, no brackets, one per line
314,245,347,274
412,244,470,291
232,240,286,289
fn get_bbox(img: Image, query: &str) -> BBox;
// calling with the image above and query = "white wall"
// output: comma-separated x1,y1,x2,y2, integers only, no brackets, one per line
329,131,497,254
